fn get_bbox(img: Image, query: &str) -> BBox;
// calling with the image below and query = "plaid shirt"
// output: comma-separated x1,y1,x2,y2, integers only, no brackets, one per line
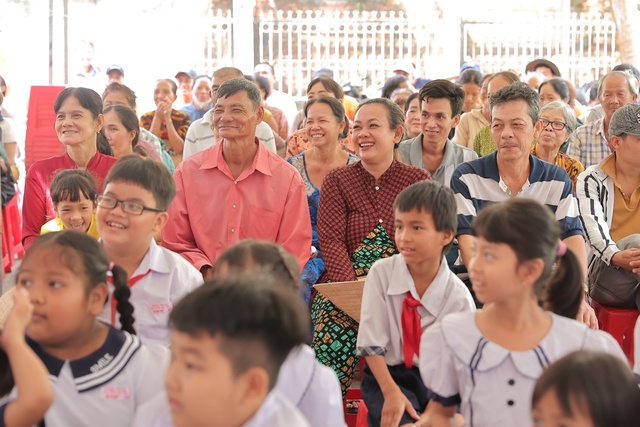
317,160,430,281
566,118,612,167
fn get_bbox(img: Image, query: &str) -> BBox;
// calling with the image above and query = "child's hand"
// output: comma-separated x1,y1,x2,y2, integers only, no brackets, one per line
381,389,419,427
0,287,33,349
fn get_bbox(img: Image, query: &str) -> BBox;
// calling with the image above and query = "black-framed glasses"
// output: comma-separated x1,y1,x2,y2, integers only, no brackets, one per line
540,119,567,131
96,195,164,216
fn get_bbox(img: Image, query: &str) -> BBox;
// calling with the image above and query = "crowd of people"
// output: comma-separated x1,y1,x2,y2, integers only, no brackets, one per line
0,55,639,427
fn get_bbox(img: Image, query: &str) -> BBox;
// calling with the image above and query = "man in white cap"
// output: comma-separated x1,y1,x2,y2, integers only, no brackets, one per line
106,65,124,85
577,103,640,310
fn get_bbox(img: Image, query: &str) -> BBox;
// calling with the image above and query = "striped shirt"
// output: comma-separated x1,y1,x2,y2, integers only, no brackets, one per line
566,118,612,167
451,152,583,239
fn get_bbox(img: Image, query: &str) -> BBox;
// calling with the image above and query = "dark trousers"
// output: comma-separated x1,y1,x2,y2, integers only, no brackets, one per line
361,363,429,427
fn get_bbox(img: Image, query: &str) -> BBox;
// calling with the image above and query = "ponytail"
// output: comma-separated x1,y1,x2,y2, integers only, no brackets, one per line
543,246,584,320
97,131,114,156
110,263,136,335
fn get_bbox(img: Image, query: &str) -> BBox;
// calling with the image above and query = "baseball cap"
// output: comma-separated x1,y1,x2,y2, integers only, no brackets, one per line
392,60,415,75
106,64,124,76
609,104,640,137
313,68,334,79
175,69,197,79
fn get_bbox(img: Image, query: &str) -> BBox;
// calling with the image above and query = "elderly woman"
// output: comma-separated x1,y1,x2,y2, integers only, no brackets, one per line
403,92,421,140
312,98,429,395
532,101,584,192
287,96,358,303
22,87,117,248
179,75,213,122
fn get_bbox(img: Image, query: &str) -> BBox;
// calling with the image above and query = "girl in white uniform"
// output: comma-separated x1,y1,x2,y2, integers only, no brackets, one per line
417,198,626,427
16,231,168,427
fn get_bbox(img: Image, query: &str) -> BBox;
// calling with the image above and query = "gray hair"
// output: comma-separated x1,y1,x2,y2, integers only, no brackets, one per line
490,82,541,125
540,101,578,136
216,78,262,111
597,70,639,99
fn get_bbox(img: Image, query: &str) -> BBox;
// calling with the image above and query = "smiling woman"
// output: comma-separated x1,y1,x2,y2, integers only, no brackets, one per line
21,87,117,249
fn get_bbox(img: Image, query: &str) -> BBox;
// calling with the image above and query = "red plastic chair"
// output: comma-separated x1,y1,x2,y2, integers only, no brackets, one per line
355,400,368,427
344,358,367,427
591,299,639,364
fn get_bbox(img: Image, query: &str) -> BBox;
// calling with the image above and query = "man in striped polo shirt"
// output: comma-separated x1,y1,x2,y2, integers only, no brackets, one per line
450,82,598,327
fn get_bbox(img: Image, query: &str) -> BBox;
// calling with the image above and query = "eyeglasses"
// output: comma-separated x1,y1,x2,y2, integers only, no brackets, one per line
540,119,567,131
96,195,164,216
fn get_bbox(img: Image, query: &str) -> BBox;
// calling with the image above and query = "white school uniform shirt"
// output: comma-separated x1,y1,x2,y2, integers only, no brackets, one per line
356,254,475,366
420,311,627,427
131,389,311,427
99,239,203,346
28,326,169,427
243,390,311,427
277,344,345,427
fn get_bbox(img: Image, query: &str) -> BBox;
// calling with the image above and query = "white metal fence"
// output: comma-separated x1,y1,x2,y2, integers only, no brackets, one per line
203,9,617,98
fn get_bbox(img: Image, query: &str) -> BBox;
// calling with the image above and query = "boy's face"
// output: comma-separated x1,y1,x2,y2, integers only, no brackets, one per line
96,180,167,250
394,208,454,267
55,198,95,233
166,330,249,427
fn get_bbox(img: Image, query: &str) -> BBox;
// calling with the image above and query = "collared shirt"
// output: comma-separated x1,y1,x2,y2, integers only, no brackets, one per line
244,390,311,427
318,161,430,281
451,152,583,239
398,137,477,186
566,118,611,167
452,108,489,149
27,326,169,427
420,311,626,427
182,109,277,159
600,155,640,242
99,239,203,346
40,214,100,239
22,152,117,249
356,254,475,367
163,138,312,271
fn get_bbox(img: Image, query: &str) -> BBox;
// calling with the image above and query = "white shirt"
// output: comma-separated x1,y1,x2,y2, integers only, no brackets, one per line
266,89,299,128
277,345,345,427
357,254,475,366
99,239,203,346
420,311,627,427
183,109,276,159
131,389,311,427
244,390,311,427
30,326,169,427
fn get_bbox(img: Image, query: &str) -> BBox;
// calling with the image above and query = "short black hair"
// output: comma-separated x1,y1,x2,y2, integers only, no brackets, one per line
217,78,262,111
394,181,457,253
169,274,309,389
50,169,97,206
490,82,541,125
104,155,175,210
419,79,466,117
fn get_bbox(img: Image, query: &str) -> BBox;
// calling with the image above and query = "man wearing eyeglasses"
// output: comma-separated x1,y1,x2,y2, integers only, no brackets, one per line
162,78,312,279
450,82,598,328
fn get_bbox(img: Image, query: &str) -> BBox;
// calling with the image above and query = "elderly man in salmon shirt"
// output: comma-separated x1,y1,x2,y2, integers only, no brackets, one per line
163,78,312,278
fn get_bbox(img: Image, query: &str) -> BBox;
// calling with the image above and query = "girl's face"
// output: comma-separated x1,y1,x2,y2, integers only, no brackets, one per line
17,246,106,349
55,95,103,148
103,110,136,158
55,194,95,233
405,97,421,139
462,82,481,112
305,102,345,148
352,104,402,167
539,84,565,107
154,80,177,106
532,388,595,427
468,236,532,304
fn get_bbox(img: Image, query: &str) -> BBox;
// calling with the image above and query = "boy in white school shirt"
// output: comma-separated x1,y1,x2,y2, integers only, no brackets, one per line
148,274,311,427
356,181,475,427
96,155,203,346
